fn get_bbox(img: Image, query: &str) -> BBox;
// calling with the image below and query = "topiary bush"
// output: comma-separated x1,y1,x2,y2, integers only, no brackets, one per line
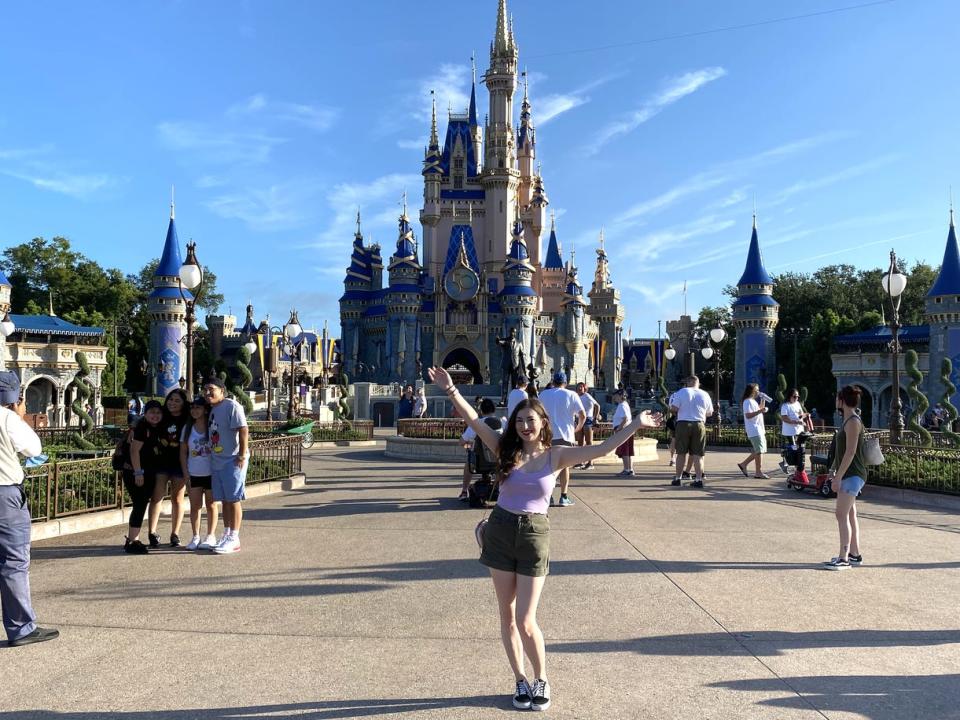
69,351,96,450
905,349,931,447
940,358,960,448
775,373,787,406
230,346,254,415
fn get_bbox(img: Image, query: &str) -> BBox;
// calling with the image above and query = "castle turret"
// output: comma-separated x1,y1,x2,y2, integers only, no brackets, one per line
732,215,779,402
587,228,625,390
481,0,520,274
925,207,960,409
500,212,538,367
541,212,566,314
149,197,189,397
421,93,443,271
386,202,423,382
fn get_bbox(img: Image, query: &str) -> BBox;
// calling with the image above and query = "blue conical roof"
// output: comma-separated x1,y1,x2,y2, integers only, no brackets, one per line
928,212,960,297
394,213,417,260
544,224,563,269
155,216,183,278
736,219,773,286
507,217,529,262
0,268,10,287
468,81,478,126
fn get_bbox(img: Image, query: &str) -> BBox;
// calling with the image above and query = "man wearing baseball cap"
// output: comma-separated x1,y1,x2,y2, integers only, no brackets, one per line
0,371,58,646
537,370,586,507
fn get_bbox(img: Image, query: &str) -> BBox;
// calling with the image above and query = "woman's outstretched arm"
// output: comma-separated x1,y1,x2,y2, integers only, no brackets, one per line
428,367,501,456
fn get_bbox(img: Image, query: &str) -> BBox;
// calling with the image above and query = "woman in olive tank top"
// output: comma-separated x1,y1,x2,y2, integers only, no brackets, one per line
826,385,868,570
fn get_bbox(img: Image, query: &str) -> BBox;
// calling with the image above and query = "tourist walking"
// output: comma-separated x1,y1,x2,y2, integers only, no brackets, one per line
611,388,635,476
574,382,600,470
536,371,585,507
204,377,249,554
737,384,769,479
147,388,190,548
825,385,867,570
779,388,812,474
670,376,713,488
507,375,529,418
428,366,660,711
179,396,219,550
0,371,59,646
129,400,165,552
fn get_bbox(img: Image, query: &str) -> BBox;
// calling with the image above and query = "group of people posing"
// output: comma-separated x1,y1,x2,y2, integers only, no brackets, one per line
119,377,249,555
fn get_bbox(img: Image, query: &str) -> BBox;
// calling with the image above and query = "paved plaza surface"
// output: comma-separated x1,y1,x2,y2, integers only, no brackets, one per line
3,443,960,719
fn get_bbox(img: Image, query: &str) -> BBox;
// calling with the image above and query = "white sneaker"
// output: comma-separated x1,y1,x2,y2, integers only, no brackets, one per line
198,534,218,550
214,536,241,554
185,536,201,551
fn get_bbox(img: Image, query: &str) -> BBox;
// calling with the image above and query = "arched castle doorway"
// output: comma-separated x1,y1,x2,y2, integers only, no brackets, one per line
442,348,483,385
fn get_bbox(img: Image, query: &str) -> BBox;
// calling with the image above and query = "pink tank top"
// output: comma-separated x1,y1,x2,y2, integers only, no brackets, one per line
496,450,558,515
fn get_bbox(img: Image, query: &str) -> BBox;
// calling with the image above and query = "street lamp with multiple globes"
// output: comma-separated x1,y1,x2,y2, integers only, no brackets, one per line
177,241,204,398
882,249,908,443
701,325,728,427
282,310,304,420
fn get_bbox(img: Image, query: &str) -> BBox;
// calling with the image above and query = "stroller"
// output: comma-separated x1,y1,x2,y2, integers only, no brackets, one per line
780,431,814,485
466,416,503,508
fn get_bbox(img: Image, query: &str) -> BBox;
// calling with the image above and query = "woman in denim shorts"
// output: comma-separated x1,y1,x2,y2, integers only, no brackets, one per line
825,385,868,570
429,366,661,711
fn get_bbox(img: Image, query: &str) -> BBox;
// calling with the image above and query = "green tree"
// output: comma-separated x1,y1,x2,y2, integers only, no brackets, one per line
692,305,735,398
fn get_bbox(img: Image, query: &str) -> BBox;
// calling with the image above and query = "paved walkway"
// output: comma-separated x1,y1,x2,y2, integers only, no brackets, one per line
3,445,960,719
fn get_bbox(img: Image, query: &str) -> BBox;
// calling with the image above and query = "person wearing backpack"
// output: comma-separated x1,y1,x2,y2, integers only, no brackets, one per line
824,385,868,570
458,399,503,501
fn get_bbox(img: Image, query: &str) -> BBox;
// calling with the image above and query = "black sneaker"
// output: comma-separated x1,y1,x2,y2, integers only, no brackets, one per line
530,678,551,711
848,553,863,566
824,557,850,570
513,679,532,710
124,538,148,555
8,627,59,647
671,478,681,486
691,479,704,488
170,533,181,548
148,532,161,549
681,471,691,480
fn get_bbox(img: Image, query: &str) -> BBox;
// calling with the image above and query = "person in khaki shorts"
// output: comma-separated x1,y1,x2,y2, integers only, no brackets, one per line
670,375,713,488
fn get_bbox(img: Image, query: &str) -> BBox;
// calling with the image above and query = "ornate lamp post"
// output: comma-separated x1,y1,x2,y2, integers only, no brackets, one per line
177,241,204,398
882,250,908,443
0,311,15,371
283,310,304,420
701,325,727,427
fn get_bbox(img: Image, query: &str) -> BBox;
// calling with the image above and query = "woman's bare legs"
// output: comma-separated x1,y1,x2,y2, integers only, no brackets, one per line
204,491,219,537
835,490,857,560
848,501,860,556
188,486,204,537
490,569,526,681
515,574,548,681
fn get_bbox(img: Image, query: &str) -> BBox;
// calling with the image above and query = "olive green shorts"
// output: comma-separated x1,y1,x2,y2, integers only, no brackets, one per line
480,505,551,577
675,421,707,456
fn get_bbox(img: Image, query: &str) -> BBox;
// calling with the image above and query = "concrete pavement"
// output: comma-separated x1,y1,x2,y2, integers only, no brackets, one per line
2,445,960,719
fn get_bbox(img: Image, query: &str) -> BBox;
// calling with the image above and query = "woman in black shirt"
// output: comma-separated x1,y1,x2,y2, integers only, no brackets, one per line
146,389,190,548
127,400,164,553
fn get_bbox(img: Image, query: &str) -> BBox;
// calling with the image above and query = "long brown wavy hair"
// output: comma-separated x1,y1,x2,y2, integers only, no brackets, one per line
498,397,553,478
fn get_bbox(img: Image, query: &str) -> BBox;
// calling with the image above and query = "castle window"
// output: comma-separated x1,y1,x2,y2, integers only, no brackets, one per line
454,156,464,170
454,175,463,189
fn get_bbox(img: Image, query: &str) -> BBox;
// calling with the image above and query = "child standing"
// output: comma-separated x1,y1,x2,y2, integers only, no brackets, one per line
180,397,219,551
612,389,635,476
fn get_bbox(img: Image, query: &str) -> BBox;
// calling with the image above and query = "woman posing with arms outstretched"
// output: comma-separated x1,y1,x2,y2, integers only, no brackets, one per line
429,367,661,711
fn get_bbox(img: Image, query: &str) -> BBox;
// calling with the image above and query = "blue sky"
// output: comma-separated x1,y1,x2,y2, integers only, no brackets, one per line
0,0,957,338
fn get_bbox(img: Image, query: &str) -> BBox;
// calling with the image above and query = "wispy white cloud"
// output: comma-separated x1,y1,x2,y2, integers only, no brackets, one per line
622,215,738,263
302,172,422,249
397,138,426,151
0,145,54,160
157,121,286,165
415,63,471,122
205,180,322,231
538,93,589,124
623,278,709,308
709,187,749,210
1,169,116,199
227,93,340,132
769,154,900,205
587,67,727,155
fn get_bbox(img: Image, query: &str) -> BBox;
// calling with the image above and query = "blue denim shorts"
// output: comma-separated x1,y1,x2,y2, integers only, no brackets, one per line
212,462,248,502
840,475,865,496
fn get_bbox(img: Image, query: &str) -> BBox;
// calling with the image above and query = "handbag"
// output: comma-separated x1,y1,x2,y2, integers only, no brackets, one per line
863,436,885,466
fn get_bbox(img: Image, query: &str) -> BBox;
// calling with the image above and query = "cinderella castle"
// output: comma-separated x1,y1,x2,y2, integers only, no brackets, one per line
339,0,624,393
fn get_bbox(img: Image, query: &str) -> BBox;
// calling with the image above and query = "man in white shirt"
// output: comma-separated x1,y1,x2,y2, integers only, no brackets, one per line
506,375,529,419
458,399,504,501
669,375,714,488
779,388,811,474
0,371,59,647
574,382,600,469
537,371,586,506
